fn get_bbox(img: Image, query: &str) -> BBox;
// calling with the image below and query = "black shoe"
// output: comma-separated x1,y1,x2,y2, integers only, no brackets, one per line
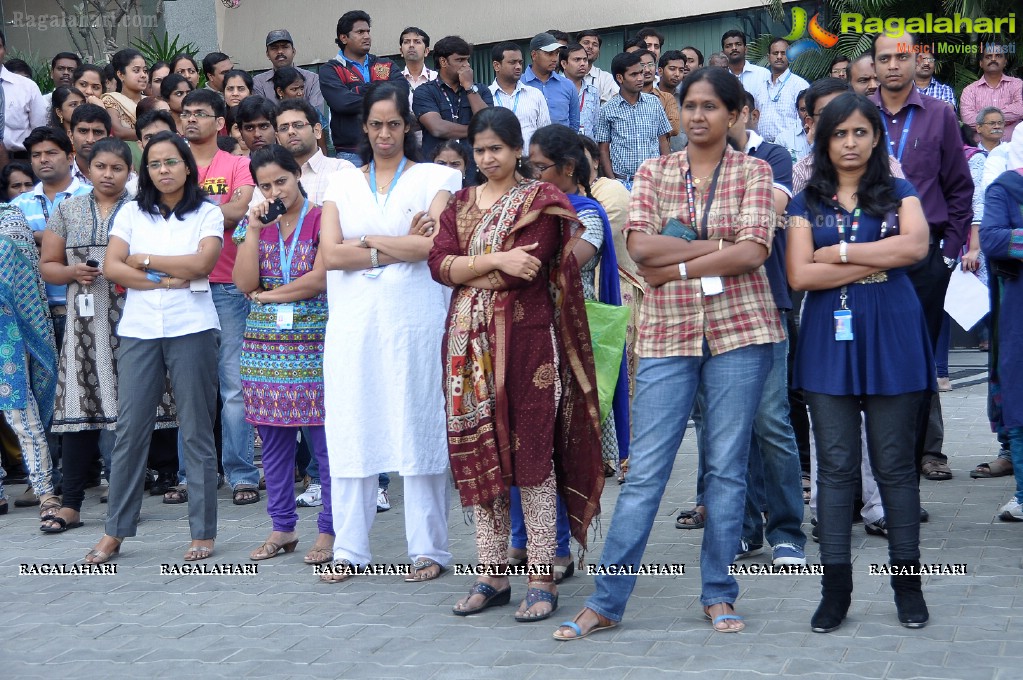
149,472,176,496
811,564,853,633
890,560,929,628
811,524,819,543
864,518,888,537
919,507,929,523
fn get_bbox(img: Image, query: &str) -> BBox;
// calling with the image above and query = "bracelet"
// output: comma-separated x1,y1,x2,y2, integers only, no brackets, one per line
360,235,368,247
468,255,479,275
718,239,724,251
254,291,262,304
839,241,848,264
370,247,380,268
678,262,688,280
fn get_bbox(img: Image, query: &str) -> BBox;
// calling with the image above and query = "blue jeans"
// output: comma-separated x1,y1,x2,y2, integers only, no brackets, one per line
1009,427,1023,504
201,284,256,488
585,343,771,620
935,313,951,378
336,151,363,165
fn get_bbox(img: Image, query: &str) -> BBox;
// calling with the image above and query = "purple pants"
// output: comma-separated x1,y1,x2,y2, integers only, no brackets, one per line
258,425,333,535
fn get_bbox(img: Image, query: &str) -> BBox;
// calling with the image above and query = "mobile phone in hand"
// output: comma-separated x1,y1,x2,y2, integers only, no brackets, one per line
86,259,100,268
260,199,287,224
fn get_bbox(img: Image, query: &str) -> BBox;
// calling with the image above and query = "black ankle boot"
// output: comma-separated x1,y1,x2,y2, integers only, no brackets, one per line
810,563,853,633
890,560,929,628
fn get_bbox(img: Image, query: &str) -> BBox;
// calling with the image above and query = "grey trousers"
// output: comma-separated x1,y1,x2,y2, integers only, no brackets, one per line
105,330,220,539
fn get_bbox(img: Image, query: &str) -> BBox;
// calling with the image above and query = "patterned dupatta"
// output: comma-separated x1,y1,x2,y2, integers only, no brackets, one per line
0,205,57,425
434,180,604,548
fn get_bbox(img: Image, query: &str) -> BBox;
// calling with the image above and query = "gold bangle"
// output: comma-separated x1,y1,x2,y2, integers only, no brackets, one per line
718,239,724,251
468,255,479,275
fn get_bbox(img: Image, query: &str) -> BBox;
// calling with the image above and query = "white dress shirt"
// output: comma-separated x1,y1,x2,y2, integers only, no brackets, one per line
732,60,772,92
1,66,49,151
752,68,810,144
584,66,619,104
109,201,224,340
489,80,551,149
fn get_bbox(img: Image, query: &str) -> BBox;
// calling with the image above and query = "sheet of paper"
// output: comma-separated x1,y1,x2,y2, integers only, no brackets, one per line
944,267,990,331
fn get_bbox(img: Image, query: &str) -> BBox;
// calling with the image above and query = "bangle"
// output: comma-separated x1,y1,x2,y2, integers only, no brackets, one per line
718,239,724,251
839,241,848,263
254,291,262,304
678,262,688,280
370,247,380,268
468,255,479,275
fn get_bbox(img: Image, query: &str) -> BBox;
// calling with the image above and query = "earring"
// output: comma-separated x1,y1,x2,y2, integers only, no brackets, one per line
728,122,733,128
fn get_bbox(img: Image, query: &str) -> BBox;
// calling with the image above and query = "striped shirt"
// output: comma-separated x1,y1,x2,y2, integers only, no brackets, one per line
595,93,671,179
960,74,1023,141
489,81,551,149
623,148,784,357
916,78,956,111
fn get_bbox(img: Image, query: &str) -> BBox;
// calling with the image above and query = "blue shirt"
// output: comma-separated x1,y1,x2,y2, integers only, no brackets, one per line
521,66,579,131
595,93,671,179
11,178,91,306
578,81,600,139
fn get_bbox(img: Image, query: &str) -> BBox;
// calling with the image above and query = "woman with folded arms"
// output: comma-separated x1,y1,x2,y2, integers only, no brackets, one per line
84,131,222,564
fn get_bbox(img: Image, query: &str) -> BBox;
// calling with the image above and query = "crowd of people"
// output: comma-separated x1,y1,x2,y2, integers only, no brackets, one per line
2,11,1022,637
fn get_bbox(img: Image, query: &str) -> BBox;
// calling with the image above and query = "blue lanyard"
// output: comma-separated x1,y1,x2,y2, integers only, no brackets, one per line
884,108,915,163
495,89,520,113
369,157,408,207
278,199,309,285
769,71,793,103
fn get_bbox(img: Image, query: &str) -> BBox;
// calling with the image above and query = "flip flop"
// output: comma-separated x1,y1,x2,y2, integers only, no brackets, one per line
553,610,618,640
40,516,84,534
675,507,705,530
971,459,1013,478
405,558,447,582
711,614,745,633
514,587,558,622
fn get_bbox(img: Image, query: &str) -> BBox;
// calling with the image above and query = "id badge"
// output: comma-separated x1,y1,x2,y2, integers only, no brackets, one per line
362,268,383,279
834,309,853,341
701,276,724,296
276,304,294,330
76,293,95,318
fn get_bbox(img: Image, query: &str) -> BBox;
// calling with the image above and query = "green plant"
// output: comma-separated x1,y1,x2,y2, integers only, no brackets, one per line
131,32,207,88
8,49,54,93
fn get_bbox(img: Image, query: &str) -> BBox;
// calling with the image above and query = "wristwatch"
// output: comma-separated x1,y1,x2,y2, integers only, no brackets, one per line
143,255,151,269
942,256,955,269
678,262,688,280
468,84,480,95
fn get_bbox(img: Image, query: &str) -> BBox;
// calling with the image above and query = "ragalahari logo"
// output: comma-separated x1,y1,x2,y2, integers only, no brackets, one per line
783,7,840,61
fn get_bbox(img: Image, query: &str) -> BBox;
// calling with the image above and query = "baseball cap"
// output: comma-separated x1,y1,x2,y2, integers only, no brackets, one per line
266,30,294,47
529,33,562,53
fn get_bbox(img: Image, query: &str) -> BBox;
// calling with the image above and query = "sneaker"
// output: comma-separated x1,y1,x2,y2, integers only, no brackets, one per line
864,518,889,537
998,498,1023,522
936,377,952,392
376,487,390,513
735,539,763,560
772,543,807,566
296,483,322,508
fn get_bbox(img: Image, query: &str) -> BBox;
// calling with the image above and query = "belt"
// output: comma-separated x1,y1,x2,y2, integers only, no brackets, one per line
50,305,68,315
854,272,888,284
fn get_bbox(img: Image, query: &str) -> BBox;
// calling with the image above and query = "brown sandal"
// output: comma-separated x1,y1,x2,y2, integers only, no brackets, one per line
250,537,298,561
84,537,123,564
303,545,333,565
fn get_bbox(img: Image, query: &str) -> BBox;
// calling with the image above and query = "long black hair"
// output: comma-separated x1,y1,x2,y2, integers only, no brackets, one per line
136,131,207,219
804,92,899,218
248,144,308,198
358,81,420,164
110,48,145,93
466,107,532,184
48,86,86,127
529,124,593,197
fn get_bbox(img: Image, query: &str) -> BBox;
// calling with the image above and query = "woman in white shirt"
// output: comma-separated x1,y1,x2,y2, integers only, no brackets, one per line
85,131,224,564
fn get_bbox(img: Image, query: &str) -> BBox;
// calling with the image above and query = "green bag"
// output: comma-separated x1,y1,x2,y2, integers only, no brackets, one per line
584,299,629,422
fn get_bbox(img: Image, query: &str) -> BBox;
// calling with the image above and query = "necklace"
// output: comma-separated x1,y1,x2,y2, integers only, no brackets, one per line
691,161,720,185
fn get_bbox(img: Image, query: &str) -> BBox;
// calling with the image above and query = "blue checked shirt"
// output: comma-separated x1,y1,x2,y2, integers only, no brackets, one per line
595,93,672,179
916,78,957,111
11,178,91,306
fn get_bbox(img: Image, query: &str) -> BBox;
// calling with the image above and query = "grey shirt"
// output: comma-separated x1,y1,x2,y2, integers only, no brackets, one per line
252,66,324,109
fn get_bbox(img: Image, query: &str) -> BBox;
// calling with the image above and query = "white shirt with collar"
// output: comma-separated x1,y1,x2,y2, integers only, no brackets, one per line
1,65,49,151
752,68,810,144
402,65,437,90
732,60,771,91
489,80,551,149
584,66,618,104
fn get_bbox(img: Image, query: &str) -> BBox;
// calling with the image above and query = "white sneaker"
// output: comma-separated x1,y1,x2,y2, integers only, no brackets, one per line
296,483,322,507
376,487,390,512
998,498,1023,522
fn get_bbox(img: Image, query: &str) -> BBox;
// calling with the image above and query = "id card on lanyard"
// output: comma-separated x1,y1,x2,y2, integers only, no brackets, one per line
275,199,310,330
684,153,725,296
884,108,915,163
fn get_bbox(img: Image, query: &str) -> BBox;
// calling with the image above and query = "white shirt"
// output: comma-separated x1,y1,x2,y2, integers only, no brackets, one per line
489,80,551,148
751,68,810,144
585,66,619,104
1,66,49,151
109,201,223,339
732,60,772,91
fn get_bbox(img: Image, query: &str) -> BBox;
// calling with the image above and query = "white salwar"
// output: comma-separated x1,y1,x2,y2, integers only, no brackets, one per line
323,162,461,565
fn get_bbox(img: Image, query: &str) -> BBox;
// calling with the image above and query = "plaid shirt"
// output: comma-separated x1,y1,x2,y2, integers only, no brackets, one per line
595,93,671,179
624,148,784,357
916,77,956,111
960,74,1023,141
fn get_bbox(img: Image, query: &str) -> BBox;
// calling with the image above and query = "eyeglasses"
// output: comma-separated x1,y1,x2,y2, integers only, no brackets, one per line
277,121,312,133
242,122,274,132
980,120,1005,128
532,162,557,173
829,68,847,76
640,62,656,71
918,56,936,63
180,111,216,120
147,158,184,171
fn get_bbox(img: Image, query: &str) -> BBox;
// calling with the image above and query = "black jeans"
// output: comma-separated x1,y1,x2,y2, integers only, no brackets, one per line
806,391,923,565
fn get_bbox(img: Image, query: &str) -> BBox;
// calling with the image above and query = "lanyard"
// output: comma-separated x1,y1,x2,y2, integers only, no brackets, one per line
369,157,408,208
36,194,54,220
684,152,725,241
441,84,462,122
884,108,915,162
278,199,309,285
769,71,793,103
579,88,586,112
834,196,861,242
495,89,520,113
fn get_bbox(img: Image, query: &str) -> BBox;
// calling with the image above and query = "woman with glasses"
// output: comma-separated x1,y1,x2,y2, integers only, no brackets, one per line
84,131,223,564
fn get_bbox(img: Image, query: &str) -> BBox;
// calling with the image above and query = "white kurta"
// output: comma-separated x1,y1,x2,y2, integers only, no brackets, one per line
323,162,461,477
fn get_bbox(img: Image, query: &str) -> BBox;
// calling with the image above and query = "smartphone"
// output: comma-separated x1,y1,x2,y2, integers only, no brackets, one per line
259,199,287,224
86,259,100,268
663,218,697,241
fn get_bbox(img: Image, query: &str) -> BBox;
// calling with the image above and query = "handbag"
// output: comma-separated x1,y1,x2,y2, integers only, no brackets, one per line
584,299,629,422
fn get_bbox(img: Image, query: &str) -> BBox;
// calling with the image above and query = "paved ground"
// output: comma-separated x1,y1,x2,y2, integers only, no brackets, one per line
1,350,1018,679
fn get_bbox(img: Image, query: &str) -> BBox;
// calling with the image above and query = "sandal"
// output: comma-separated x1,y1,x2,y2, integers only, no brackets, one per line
515,584,559,622
553,609,618,641
617,458,628,485
971,458,1013,478
452,581,511,616
553,560,575,584
508,548,527,567
39,494,61,521
232,485,261,506
705,604,745,633
405,557,446,582
250,537,298,561
40,512,84,534
84,537,122,564
675,506,706,530
921,460,953,481
802,473,812,504
320,559,359,583
303,545,333,565
163,485,188,504
184,543,214,561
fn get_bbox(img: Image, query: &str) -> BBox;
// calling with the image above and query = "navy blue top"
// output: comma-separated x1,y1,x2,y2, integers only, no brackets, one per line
751,138,794,311
789,178,935,396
